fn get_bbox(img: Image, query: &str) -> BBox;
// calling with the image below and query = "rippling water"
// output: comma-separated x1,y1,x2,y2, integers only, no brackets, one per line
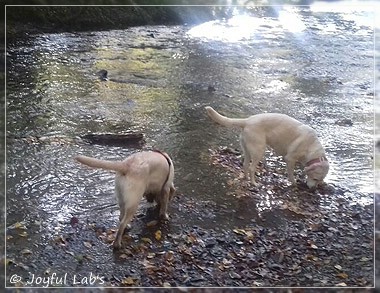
6,5,374,239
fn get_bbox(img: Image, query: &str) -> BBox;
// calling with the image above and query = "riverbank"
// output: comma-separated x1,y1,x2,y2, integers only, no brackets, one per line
6,5,231,39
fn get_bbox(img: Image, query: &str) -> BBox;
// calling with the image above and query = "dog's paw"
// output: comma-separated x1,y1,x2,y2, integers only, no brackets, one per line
159,213,170,221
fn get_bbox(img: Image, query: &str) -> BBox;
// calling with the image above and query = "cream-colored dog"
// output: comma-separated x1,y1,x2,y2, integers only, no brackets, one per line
75,150,175,249
205,106,329,188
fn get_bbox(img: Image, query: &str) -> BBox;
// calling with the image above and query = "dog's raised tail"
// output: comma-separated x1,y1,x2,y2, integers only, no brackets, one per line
75,155,126,173
205,106,247,128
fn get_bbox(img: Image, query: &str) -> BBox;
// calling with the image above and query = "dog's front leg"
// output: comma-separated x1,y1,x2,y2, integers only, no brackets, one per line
285,159,296,184
242,157,251,182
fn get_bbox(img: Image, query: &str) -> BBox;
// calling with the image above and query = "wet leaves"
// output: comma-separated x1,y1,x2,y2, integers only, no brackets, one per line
8,221,27,230
121,276,138,286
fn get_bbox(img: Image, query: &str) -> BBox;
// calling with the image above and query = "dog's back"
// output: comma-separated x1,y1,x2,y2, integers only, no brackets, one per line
76,152,174,191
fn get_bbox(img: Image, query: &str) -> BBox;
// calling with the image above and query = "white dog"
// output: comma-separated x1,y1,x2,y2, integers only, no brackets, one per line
75,150,175,249
205,106,329,188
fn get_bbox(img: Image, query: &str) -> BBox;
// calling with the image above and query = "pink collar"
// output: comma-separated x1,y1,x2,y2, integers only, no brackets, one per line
306,156,328,167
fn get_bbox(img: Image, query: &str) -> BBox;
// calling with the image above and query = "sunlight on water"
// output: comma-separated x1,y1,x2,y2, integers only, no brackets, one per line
187,14,263,42
310,0,377,28
278,7,306,33
188,3,375,42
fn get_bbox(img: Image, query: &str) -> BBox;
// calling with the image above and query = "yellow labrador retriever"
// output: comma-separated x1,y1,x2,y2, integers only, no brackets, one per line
205,106,329,188
75,150,175,249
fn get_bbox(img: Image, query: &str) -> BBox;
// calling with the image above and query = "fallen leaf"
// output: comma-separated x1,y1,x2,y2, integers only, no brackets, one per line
334,264,343,271
53,235,67,246
121,276,135,286
106,234,116,243
21,249,32,255
146,220,158,227
83,255,94,261
164,251,174,262
336,282,347,287
337,273,348,279
66,251,75,256
146,252,156,259
18,231,28,237
8,222,27,230
244,231,254,241
155,230,162,241
360,257,371,262
83,241,92,249
141,237,152,244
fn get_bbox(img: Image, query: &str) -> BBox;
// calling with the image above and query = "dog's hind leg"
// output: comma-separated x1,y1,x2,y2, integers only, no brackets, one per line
113,183,144,249
158,187,171,220
169,184,176,201
114,203,139,249
240,135,251,181
115,176,126,222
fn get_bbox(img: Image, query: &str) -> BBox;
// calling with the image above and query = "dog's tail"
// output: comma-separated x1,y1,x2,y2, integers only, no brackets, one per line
205,106,247,128
75,155,126,173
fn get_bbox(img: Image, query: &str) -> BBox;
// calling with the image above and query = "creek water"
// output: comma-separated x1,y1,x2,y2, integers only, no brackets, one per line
6,4,374,260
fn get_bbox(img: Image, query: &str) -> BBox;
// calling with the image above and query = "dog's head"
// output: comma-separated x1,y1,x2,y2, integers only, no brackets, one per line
304,160,329,188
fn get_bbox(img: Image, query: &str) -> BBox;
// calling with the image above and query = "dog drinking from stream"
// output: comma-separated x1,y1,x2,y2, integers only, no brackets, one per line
205,106,329,188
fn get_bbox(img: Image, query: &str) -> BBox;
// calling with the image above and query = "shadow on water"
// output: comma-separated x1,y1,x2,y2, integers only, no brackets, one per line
6,3,374,287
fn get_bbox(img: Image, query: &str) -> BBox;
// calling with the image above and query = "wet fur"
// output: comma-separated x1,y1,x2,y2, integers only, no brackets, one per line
205,106,329,188
75,151,175,249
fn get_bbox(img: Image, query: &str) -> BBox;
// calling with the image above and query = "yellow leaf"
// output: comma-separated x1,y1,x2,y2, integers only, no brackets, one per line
244,231,254,241
18,231,28,237
155,230,162,241
337,273,348,279
141,237,152,244
233,229,246,235
121,277,135,286
9,222,26,230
